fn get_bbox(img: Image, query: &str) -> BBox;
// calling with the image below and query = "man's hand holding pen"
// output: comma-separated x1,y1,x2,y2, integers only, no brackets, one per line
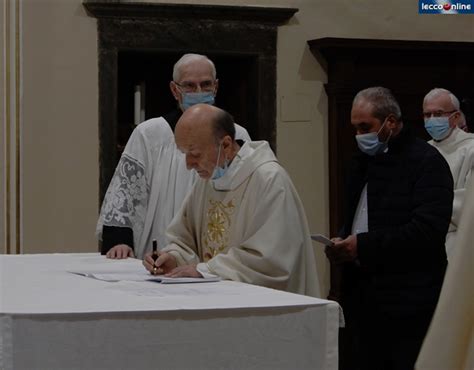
143,252,203,278
143,239,203,278
143,251,178,275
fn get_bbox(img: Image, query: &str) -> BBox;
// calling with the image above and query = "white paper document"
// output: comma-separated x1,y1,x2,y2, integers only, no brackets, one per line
69,270,220,284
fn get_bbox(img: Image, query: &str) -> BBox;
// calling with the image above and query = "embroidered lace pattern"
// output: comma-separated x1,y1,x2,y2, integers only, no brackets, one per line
98,154,149,238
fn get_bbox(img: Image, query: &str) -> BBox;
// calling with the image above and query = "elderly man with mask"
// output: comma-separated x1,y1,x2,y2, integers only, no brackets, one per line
327,87,453,370
423,88,474,260
97,54,250,259
143,104,320,297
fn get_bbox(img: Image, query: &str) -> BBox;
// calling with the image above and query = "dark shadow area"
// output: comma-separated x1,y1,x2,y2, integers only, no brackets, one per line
84,1,297,202
117,52,259,154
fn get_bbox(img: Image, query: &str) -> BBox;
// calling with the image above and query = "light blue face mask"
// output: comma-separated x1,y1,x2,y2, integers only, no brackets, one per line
181,91,215,111
211,143,229,180
355,120,391,156
424,116,453,141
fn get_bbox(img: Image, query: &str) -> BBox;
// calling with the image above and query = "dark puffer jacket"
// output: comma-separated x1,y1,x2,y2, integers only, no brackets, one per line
340,126,453,316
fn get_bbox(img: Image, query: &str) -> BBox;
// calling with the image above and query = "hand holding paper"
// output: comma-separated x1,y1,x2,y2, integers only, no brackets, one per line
311,234,335,247
324,234,358,264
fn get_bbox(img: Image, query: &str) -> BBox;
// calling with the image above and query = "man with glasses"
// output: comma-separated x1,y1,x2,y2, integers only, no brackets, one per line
423,88,474,259
142,104,320,297
97,54,250,259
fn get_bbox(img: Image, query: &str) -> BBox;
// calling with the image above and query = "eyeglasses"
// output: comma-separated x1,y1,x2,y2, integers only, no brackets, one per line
422,110,457,119
174,80,215,93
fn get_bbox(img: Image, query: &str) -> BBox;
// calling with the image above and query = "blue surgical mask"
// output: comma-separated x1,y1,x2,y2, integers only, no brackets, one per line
424,116,452,141
355,120,391,156
181,91,215,111
211,143,229,180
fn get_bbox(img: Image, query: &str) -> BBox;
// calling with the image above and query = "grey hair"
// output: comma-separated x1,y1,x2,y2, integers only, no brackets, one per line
172,53,216,82
423,88,460,110
353,87,402,122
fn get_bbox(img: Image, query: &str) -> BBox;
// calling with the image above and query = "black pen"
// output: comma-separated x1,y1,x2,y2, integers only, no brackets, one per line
152,239,158,275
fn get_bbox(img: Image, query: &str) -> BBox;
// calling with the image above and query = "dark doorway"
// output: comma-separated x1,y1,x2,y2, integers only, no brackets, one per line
117,51,259,156
84,1,297,202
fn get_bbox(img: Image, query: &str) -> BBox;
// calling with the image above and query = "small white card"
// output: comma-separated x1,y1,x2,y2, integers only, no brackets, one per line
310,234,335,246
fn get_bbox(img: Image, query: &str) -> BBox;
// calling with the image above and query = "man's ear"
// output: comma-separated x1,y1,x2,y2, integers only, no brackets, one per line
386,114,399,130
214,79,219,95
222,135,233,152
450,111,461,128
170,81,180,101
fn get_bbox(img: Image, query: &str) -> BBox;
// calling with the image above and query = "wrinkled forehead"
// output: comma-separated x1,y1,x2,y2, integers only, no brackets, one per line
424,93,454,111
177,61,214,82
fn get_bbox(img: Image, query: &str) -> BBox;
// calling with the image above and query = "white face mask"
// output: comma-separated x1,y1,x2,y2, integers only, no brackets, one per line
424,113,455,141
181,91,215,111
355,119,391,156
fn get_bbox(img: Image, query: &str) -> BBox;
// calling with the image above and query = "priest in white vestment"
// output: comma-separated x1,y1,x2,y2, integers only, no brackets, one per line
96,54,250,259
423,88,474,259
143,104,320,297
416,177,474,370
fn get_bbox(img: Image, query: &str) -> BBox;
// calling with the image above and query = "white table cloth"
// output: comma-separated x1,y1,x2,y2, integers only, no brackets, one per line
0,253,341,370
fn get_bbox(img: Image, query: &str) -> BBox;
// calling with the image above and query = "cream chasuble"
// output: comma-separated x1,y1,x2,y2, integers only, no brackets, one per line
429,127,474,259
97,117,250,259
163,141,321,297
416,177,474,370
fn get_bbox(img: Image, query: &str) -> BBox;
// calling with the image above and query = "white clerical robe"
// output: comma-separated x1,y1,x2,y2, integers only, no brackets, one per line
162,141,321,297
416,177,474,370
429,127,474,259
96,116,250,258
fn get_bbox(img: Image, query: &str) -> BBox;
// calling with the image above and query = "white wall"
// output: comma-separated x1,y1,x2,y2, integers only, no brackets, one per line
4,0,472,296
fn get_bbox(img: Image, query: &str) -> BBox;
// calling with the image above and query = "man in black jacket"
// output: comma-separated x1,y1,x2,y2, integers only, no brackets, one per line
326,87,453,370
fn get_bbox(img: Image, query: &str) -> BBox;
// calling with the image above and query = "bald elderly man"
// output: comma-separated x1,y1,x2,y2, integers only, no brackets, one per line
143,104,320,297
